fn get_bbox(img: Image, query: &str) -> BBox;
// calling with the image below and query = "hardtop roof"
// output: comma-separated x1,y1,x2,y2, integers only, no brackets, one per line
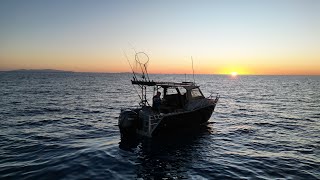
131,80,199,88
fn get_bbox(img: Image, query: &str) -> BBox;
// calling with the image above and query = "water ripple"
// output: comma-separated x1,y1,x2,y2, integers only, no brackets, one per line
0,73,319,179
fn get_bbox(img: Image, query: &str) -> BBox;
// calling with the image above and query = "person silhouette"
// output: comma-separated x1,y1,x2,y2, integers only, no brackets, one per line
152,91,161,112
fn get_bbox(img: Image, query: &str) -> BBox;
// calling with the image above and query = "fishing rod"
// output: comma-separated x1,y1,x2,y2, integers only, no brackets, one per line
135,52,150,81
123,49,138,81
122,50,145,105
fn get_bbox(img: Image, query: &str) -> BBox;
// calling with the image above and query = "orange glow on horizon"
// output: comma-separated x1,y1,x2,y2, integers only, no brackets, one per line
2,63,319,75
216,66,252,75
1,55,319,75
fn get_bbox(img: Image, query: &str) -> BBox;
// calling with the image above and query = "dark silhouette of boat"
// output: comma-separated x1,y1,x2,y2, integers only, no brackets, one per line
118,52,219,137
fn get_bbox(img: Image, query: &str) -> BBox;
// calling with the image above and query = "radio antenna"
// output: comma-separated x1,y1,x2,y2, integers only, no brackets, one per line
191,56,195,83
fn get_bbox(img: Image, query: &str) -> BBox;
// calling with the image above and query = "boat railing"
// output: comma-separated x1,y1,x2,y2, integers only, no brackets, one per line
215,94,220,103
208,92,219,99
147,114,163,137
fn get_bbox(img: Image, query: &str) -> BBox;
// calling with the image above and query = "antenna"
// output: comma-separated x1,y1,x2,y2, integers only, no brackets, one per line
191,56,195,83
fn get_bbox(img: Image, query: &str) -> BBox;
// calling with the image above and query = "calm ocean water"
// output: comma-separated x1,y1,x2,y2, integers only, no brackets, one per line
0,72,319,179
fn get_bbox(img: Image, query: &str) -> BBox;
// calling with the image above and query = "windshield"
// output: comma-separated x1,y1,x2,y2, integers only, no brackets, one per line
190,88,203,98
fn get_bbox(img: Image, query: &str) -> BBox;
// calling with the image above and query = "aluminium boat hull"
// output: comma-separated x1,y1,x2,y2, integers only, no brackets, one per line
150,104,216,137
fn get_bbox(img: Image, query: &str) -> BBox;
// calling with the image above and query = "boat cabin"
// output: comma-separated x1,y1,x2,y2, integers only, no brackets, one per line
132,80,205,113
161,84,204,112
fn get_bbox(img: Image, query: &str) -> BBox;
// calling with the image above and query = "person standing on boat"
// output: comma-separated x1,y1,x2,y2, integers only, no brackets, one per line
152,91,161,112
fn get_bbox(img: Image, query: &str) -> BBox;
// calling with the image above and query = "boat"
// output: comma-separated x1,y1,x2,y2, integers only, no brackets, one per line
118,52,219,137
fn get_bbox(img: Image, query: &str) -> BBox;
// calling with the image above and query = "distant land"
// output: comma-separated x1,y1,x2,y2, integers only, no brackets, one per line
2,69,74,73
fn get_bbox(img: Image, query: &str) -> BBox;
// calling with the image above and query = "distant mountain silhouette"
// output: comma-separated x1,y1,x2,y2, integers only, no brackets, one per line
4,69,73,73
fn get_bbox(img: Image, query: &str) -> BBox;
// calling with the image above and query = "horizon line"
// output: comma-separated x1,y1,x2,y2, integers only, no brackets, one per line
1,69,320,76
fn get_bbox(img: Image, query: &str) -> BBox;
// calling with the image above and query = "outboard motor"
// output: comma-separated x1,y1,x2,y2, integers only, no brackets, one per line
118,110,138,136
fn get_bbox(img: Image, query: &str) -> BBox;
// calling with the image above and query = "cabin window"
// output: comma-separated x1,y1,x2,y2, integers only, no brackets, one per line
178,87,187,95
190,88,203,98
166,88,178,95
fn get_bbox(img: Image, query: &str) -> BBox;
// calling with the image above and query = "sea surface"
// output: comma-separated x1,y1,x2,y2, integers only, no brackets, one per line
0,72,319,179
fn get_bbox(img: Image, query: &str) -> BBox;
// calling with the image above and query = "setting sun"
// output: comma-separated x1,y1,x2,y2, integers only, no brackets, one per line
231,72,238,77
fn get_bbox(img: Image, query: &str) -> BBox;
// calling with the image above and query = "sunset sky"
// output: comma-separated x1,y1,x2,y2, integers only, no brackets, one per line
0,0,319,75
